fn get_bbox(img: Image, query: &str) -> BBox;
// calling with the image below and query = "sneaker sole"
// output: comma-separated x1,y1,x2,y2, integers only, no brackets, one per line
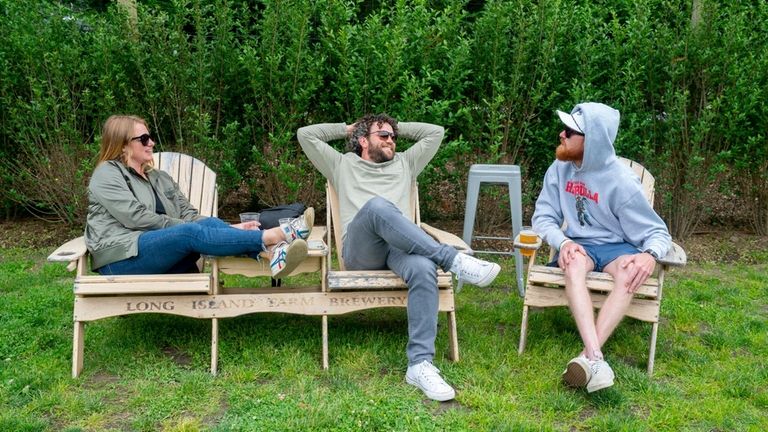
475,263,501,287
587,377,615,393
405,375,456,402
562,359,590,387
272,239,308,278
301,207,314,239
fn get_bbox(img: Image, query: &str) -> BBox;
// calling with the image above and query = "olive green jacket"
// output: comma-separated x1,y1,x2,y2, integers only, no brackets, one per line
85,160,203,269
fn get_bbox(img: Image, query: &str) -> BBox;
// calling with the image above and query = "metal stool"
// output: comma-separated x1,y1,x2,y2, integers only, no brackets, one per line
462,164,524,296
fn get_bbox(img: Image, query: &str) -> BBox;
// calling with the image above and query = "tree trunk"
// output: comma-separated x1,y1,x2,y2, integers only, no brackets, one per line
691,0,703,30
116,0,138,27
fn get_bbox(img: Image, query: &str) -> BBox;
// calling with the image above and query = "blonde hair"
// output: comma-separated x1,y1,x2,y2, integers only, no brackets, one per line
97,115,154,171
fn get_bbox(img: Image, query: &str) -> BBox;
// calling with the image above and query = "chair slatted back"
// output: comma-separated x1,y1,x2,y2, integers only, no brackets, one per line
153,152,218,217
618,157,655,206
327,182,418,271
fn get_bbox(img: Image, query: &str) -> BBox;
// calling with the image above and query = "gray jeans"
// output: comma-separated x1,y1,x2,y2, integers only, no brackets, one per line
343,197,458,365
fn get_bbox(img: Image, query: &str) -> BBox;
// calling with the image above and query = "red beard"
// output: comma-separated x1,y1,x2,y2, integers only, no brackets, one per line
556,144,584,162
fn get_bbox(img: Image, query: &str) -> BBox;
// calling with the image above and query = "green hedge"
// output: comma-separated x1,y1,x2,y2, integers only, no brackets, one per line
1,0,766,237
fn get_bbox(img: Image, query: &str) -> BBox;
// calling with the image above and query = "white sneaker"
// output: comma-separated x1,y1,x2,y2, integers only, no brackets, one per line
449,253,501,287
405,360,456,402
562,355,591,387
280,207,314,243
269,239,308,278
586,359,615,393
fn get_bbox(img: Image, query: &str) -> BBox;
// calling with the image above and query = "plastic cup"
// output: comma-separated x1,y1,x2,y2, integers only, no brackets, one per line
518,228,539,257
239,212,261,223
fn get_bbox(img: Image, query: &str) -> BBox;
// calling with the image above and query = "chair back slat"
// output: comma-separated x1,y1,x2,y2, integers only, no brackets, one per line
618,157,655,206
153,152,218,217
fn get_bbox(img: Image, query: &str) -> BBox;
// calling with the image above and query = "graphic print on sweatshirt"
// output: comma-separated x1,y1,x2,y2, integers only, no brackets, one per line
565,180,598,227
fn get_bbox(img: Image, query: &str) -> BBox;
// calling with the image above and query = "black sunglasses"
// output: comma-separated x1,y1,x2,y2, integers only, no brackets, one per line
130,133,154,146
368,130,397,141
564,126,584,138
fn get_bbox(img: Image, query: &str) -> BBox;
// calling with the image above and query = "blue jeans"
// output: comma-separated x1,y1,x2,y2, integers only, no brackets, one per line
343,197,458,365
97,217,264,275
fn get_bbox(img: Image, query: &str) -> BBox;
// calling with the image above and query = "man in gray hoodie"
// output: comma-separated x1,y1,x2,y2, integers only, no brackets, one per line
532,102,671,392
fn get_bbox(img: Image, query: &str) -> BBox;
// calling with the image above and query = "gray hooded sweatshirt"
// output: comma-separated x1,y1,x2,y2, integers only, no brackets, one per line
532,102,671,258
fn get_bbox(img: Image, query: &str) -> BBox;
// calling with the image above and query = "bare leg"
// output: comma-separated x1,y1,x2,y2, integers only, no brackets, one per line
594,255,636,347
261,227,287,247
562,253,601,360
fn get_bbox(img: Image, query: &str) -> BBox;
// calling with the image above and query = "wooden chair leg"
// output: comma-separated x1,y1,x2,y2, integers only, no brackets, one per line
447,310,459,362
647,322,658,376
518,305,529,354
72,321,85,378
322,315,329,370
211,318,219,376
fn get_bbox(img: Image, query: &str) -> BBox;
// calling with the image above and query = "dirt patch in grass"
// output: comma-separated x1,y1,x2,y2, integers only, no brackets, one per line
162,345,193,367
432,398,470,415
0,218,81,250
85,371,121,388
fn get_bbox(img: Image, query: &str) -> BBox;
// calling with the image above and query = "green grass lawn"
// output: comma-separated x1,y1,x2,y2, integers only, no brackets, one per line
1,247,766,431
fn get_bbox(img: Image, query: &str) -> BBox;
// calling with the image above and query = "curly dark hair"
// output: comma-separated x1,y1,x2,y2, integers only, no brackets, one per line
347,113,399,156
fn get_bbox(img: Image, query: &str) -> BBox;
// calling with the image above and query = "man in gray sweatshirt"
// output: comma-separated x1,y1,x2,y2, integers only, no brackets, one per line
532,102,671,392
298,113,501,401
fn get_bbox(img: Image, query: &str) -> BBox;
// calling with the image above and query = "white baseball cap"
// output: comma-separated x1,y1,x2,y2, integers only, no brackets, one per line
557,109,585,134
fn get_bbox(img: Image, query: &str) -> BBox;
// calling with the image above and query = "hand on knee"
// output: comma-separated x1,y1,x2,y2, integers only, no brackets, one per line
611,254,653,293
562,252,591,279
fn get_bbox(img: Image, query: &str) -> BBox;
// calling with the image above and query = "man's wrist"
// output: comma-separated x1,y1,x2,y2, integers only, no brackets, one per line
559,239,573,251
643,249,659,259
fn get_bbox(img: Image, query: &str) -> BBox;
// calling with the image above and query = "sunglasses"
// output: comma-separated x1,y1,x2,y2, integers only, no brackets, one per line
130,133,154,146
564,126,584,138
369,130,397,141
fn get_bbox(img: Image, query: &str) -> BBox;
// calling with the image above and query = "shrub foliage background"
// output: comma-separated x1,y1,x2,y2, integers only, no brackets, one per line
0,0,765,238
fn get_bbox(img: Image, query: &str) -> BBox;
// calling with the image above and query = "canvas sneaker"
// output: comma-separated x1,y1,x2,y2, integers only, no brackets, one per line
586,359,615,393
280,207,314,243
405,360,456,402
562,355,591,387
269,239,308,278
449,253,501,287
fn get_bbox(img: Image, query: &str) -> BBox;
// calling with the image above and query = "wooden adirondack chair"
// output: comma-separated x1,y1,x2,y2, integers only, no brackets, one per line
322,182,470,368
514,157,687,375
48,152,219,377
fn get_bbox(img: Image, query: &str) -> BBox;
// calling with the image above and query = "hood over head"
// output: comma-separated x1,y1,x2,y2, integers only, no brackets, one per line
561,102,620,172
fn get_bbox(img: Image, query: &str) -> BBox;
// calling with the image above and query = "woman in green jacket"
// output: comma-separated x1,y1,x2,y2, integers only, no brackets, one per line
85,115,312,278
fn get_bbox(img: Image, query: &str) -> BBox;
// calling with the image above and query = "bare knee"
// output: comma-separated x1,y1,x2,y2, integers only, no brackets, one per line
605,256,636,296
562,253,592,280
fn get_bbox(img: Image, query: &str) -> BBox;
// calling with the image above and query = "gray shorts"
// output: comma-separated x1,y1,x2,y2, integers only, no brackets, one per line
549,242,640,272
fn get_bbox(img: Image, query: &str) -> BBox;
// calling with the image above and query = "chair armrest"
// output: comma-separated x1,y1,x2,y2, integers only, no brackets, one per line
513,233,542,251
658,241,687,267
420,223,471,253
48,236,87,263
48,236,88,272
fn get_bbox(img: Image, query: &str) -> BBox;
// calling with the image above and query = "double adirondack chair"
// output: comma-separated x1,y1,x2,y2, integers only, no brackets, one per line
49,152,470,377
514,157,687,375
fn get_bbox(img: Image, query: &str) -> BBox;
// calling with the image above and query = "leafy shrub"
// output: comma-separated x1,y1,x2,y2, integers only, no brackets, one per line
0,0,765,239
